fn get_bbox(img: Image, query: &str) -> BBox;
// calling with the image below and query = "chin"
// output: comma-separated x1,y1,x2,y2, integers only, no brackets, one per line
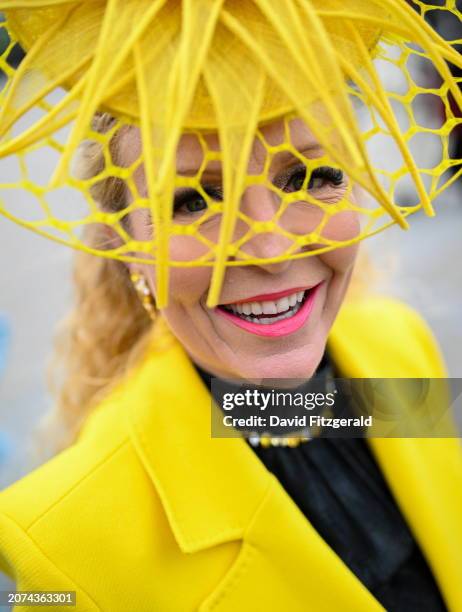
234,343,326,382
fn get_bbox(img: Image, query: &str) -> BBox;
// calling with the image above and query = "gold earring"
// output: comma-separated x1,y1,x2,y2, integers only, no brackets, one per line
130,272,156,320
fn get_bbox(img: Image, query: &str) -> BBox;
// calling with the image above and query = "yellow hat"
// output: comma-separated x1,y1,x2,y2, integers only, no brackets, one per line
0,0,461,306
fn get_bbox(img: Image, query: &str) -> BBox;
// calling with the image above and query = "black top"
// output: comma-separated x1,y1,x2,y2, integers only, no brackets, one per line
195,357,447,612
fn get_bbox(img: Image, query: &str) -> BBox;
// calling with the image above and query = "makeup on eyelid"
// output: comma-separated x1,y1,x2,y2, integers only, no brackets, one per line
172,165,346,217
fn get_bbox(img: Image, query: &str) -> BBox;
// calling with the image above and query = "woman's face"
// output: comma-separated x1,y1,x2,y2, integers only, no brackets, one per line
123,118,360,380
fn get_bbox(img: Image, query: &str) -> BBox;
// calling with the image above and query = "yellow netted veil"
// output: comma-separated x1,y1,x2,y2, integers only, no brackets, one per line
0,0,461,306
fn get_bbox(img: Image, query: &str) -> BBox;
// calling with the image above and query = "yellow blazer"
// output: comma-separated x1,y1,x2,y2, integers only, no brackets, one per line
1,297,462,612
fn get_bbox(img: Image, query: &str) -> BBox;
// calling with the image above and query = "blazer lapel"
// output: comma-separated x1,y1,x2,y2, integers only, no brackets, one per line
128,324,386,611
329,301,462,611
367,438,462,612
199,474,385,611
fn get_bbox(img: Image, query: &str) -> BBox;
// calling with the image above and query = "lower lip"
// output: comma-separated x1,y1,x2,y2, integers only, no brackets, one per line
215,282,324,338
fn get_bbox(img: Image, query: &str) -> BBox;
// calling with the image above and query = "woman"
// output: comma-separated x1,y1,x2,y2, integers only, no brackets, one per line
0,1,461,611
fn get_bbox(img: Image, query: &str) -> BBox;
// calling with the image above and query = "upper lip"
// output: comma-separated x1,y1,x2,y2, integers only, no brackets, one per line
218,284,320,306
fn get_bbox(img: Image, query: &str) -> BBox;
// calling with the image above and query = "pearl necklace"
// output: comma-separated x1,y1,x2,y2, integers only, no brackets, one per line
248,433,312,448
246,372,337,448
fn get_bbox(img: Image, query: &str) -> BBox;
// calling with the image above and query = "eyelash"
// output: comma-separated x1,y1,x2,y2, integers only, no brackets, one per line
172,164,345,216
285,165,344,192
173,186,223,215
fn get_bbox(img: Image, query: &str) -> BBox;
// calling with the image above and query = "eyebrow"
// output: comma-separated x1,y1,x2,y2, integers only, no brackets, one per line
269,143,324,167
177,143,323,177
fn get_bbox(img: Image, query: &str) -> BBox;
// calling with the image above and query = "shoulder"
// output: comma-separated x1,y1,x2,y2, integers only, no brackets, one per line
0,381,157,593
0,388,130,528
328,296,447,377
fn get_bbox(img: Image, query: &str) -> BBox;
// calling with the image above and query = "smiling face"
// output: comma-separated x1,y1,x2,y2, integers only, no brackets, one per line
122,117,360,380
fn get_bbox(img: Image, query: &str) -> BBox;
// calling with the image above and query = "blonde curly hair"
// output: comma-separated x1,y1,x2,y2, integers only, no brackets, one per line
37,114,155,455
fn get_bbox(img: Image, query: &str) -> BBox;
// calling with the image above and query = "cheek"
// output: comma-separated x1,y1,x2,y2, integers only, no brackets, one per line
321,210,361,243
320,243,359,277
130,226,212,305
155,257,212,308
318,210,360,272
283,206,359,274
168,234,211,263
279,201,360,244
164,236,212,305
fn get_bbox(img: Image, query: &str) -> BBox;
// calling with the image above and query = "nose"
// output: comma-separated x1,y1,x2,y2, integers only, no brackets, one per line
235,185,295,273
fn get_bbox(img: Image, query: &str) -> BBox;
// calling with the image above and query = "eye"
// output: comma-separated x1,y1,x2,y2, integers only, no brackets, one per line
173,186,222,218
178,193,208,213
286,165,345,192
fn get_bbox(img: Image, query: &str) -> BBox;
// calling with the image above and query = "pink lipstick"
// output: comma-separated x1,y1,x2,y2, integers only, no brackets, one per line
225,286,309,305
215,282,324,338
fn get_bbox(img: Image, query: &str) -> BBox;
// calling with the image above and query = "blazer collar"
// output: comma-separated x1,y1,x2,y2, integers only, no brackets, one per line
127,321,272,553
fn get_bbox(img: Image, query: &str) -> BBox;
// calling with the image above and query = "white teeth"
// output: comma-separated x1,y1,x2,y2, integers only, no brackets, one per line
262,301,278,315
251,301,263,315
275,296,290,313
240,300,302,324
242,303,252,315
223,288,309,322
